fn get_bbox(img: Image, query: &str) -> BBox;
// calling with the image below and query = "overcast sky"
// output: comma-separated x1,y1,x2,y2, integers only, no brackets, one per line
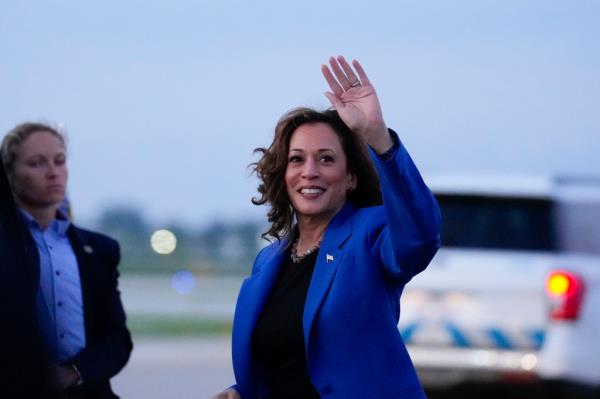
1,0,598,228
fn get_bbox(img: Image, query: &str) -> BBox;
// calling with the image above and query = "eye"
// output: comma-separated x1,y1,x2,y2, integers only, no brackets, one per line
319,155,334,163
27,158,46,167
55,156,66,165
288,155,303,163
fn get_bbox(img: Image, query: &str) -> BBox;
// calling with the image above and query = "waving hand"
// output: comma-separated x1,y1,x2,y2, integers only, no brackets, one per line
321,56,393,154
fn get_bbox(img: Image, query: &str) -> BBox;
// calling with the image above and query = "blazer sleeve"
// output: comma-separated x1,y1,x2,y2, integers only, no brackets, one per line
367,130,441,283
71,237,133,384
0,150,47,396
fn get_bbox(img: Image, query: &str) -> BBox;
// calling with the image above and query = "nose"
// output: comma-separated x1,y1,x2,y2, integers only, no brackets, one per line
46,162,63,179
301,158,319,179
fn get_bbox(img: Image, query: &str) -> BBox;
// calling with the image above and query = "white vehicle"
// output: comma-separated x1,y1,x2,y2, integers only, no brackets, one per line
400,174,600,398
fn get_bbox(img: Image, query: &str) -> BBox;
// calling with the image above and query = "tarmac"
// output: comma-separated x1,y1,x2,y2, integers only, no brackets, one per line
112,336,235,399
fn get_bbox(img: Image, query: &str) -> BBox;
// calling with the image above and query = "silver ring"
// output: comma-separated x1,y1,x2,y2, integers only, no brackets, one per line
350,80,361,87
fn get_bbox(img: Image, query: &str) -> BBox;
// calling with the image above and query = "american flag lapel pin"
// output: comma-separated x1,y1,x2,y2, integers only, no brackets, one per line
326,253,334,263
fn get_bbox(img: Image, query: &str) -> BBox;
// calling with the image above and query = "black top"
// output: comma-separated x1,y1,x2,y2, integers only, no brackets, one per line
252,247,321,399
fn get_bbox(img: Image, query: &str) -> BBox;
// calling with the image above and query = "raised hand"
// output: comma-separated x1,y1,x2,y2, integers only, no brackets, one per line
321,56,393,154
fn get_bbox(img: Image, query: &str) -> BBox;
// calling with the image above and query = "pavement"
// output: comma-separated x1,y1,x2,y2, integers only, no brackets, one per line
111,274,241,398
112,336,235,399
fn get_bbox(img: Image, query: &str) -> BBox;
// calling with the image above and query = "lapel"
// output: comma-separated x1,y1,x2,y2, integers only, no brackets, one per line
302,202,354,349
66,225,93,336
233,238,288,361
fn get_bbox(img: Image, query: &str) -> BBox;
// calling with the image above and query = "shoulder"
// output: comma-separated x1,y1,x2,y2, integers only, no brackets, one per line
250,239,287,274
72,226,119,249
258,237,289,257
70,225,120,263
352,205,386,230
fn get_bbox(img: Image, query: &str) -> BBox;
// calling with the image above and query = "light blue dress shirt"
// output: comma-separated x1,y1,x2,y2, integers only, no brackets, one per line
21,209,86,364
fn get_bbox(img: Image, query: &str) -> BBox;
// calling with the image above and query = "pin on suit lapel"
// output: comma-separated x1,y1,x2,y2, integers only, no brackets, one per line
302,246,344,349
302,203,355,349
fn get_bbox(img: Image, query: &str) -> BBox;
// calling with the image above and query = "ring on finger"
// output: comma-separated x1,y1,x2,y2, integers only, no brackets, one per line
350,80,361,87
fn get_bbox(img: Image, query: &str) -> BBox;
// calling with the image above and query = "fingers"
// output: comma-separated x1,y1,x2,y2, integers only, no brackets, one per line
337,56,362,88
321,64,344,97
352,59,371,87
324,91,344,110
211,390,239,399
321,55,367,98
329,56,353,91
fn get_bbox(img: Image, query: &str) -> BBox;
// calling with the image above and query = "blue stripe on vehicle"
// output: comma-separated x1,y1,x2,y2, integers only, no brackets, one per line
486,328,513,349
400,322,419,343
445,322,471,347
531,329,545,349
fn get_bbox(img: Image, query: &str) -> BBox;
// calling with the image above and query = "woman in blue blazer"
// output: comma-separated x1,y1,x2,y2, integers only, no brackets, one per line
214,56,441,399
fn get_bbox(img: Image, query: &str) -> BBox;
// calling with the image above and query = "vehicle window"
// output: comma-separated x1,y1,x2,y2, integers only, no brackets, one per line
556,201,600,255
437,194,557,251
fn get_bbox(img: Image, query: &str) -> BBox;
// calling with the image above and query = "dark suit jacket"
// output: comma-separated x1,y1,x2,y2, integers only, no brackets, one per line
0,161,132,398
64,226,133,398
231,140,441,399
0,151,46,397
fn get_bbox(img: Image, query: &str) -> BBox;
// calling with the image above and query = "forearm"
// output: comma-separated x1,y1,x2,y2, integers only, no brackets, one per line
71,326,132,383
369,130,441,279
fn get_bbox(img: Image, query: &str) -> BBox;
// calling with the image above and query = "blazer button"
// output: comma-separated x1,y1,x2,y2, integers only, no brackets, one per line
321,385,333,395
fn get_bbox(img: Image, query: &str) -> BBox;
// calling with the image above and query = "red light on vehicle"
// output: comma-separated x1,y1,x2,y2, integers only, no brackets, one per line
547,273,571,296
545,270,585,321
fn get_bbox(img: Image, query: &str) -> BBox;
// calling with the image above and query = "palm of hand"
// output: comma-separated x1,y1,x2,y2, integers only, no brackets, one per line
335,85,383,137
321,56,388,146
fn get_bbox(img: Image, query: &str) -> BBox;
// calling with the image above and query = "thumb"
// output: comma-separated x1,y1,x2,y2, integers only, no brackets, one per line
324,91,344,110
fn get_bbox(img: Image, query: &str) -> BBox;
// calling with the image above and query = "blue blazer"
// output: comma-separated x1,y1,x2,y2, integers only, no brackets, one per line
231,140,441,399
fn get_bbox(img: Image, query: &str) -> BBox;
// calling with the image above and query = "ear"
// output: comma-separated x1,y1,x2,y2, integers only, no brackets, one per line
347,173,357,192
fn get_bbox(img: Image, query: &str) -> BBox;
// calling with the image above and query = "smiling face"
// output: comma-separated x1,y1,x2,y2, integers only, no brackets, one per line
10,131,68,211
285,122,356,225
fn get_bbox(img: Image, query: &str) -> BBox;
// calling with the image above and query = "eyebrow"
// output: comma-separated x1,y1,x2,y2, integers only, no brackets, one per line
24,152,66,160
288,148,336,153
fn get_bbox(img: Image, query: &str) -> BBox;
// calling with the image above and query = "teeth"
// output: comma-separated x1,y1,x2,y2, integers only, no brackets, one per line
301,188,324,195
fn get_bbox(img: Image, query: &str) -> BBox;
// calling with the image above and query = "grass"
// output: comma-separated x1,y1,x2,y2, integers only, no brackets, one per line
128,315,232,337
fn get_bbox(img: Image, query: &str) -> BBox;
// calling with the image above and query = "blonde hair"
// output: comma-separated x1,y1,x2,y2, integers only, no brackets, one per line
1,122,66,175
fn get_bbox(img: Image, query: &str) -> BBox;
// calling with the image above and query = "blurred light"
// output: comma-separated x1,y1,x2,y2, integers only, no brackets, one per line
521,354,537,371
443,291,469,304
546,270,585,320
547,273,570,296
171,270,196,295
150,229,177,255
403,289,431,304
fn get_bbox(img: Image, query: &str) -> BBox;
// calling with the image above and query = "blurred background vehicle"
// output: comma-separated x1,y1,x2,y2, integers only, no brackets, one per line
400,174,600,398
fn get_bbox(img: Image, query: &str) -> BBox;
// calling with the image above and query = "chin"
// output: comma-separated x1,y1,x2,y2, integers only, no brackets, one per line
295,206,338,221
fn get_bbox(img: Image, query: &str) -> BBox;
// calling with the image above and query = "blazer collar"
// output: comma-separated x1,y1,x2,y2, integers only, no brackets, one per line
302,201,355,348
235,202,356,361
66,225,94,335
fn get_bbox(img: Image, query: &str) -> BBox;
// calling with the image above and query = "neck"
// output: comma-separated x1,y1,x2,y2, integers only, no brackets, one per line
296,215,330,253
19,203,58,230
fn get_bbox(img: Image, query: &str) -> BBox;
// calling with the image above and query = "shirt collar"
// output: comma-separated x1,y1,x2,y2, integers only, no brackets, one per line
19,208,71,236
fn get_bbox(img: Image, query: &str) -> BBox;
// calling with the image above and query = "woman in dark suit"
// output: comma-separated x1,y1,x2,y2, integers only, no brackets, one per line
213,56,441,399
1,123,132,398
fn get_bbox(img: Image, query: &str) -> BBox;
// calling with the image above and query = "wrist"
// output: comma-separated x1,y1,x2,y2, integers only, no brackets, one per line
71,364,83,386
367,125,393,154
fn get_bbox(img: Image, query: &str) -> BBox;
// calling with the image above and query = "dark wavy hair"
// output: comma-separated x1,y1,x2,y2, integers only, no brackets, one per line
252,107,382,241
